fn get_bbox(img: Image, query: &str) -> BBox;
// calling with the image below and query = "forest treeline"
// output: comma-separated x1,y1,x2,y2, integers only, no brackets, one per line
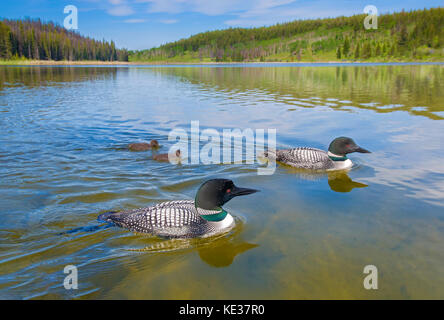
0,18,129,61
130,7,443,62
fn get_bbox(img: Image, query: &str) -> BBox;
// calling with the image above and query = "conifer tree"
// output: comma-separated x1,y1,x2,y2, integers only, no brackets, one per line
342,37,350,57
0,22,12,59
1,18,129,61
354,44,360,59
336,46,342,59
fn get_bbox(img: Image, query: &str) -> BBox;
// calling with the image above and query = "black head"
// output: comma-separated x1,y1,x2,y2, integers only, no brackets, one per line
150,140,160,148
328,137,371,156
195,179,259,210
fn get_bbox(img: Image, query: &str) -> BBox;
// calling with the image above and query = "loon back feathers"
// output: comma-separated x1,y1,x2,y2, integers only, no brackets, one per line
272,147,335,170
97,179,258,239
98,200,227,238
264,137,370,171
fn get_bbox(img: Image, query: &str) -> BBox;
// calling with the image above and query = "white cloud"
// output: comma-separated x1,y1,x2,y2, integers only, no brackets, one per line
225,6,357,27
106,0,135,16
124,18,147,23
135,0,359,27
109,0,125,5
160,19,178,24
104,0,361,27
107,4,135,16
102,1,430,28
139,0,295,16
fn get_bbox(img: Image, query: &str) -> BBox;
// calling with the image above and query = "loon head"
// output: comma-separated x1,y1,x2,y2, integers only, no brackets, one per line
150,140,160,149
195,179,258,220
328,137,371,158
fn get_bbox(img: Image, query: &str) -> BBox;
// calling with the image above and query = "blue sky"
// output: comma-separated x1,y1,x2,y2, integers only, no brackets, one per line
0,0,442,50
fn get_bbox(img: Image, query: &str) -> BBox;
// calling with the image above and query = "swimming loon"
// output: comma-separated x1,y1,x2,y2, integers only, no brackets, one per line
128,140,159,151
153,149,181,162
265,137,370,171
98,179,258,238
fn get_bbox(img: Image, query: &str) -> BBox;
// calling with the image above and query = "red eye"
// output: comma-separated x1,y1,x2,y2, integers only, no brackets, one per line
226,189,231,193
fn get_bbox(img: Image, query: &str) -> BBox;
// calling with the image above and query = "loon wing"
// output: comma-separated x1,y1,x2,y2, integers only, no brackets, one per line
275,147,334,170
98,200,206,238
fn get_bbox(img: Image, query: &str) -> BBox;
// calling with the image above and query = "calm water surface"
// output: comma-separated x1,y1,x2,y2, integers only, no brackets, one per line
0,63,443,299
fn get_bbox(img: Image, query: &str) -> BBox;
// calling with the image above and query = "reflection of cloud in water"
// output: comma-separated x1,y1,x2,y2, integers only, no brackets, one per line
411,107,428,112
363,125,444,206
360,102,380,107
432,111,444,118
365,161,444,207
377,104,404,110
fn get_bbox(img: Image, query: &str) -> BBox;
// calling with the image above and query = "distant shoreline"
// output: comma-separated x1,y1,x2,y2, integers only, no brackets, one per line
1,59,443,66
0,60,132,66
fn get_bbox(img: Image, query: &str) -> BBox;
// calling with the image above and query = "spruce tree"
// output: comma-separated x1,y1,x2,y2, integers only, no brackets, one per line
336,46,342,59
354,44,360,59
342,37,350,57
0,22,12,59
375,43,381,56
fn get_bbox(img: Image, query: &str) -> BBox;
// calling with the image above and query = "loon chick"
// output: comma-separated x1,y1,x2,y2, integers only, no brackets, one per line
265,137,370,171
98,179,258,238
128,140,159,151
153,149,181,162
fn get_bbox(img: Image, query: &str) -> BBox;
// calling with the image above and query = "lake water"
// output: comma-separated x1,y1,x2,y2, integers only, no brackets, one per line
0,63,443,299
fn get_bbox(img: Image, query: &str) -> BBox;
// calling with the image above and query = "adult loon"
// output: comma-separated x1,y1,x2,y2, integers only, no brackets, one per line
128,140,159,151
98,179,258,238
265,137,370,171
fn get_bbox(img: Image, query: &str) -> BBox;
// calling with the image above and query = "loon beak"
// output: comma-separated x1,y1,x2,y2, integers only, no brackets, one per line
231,185,259,197
354,146,371,153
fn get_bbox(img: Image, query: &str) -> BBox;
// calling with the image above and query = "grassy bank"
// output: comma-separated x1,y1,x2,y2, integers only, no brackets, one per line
128,54,444,64
1,58,443,66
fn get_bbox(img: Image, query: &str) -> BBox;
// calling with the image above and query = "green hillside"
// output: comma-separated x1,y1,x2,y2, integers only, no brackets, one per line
130,7,444,63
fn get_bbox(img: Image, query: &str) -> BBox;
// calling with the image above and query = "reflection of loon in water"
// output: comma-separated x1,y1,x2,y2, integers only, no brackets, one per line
197,236,258,268
280,166,368,193
327,172,368,192
131,220,258,267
